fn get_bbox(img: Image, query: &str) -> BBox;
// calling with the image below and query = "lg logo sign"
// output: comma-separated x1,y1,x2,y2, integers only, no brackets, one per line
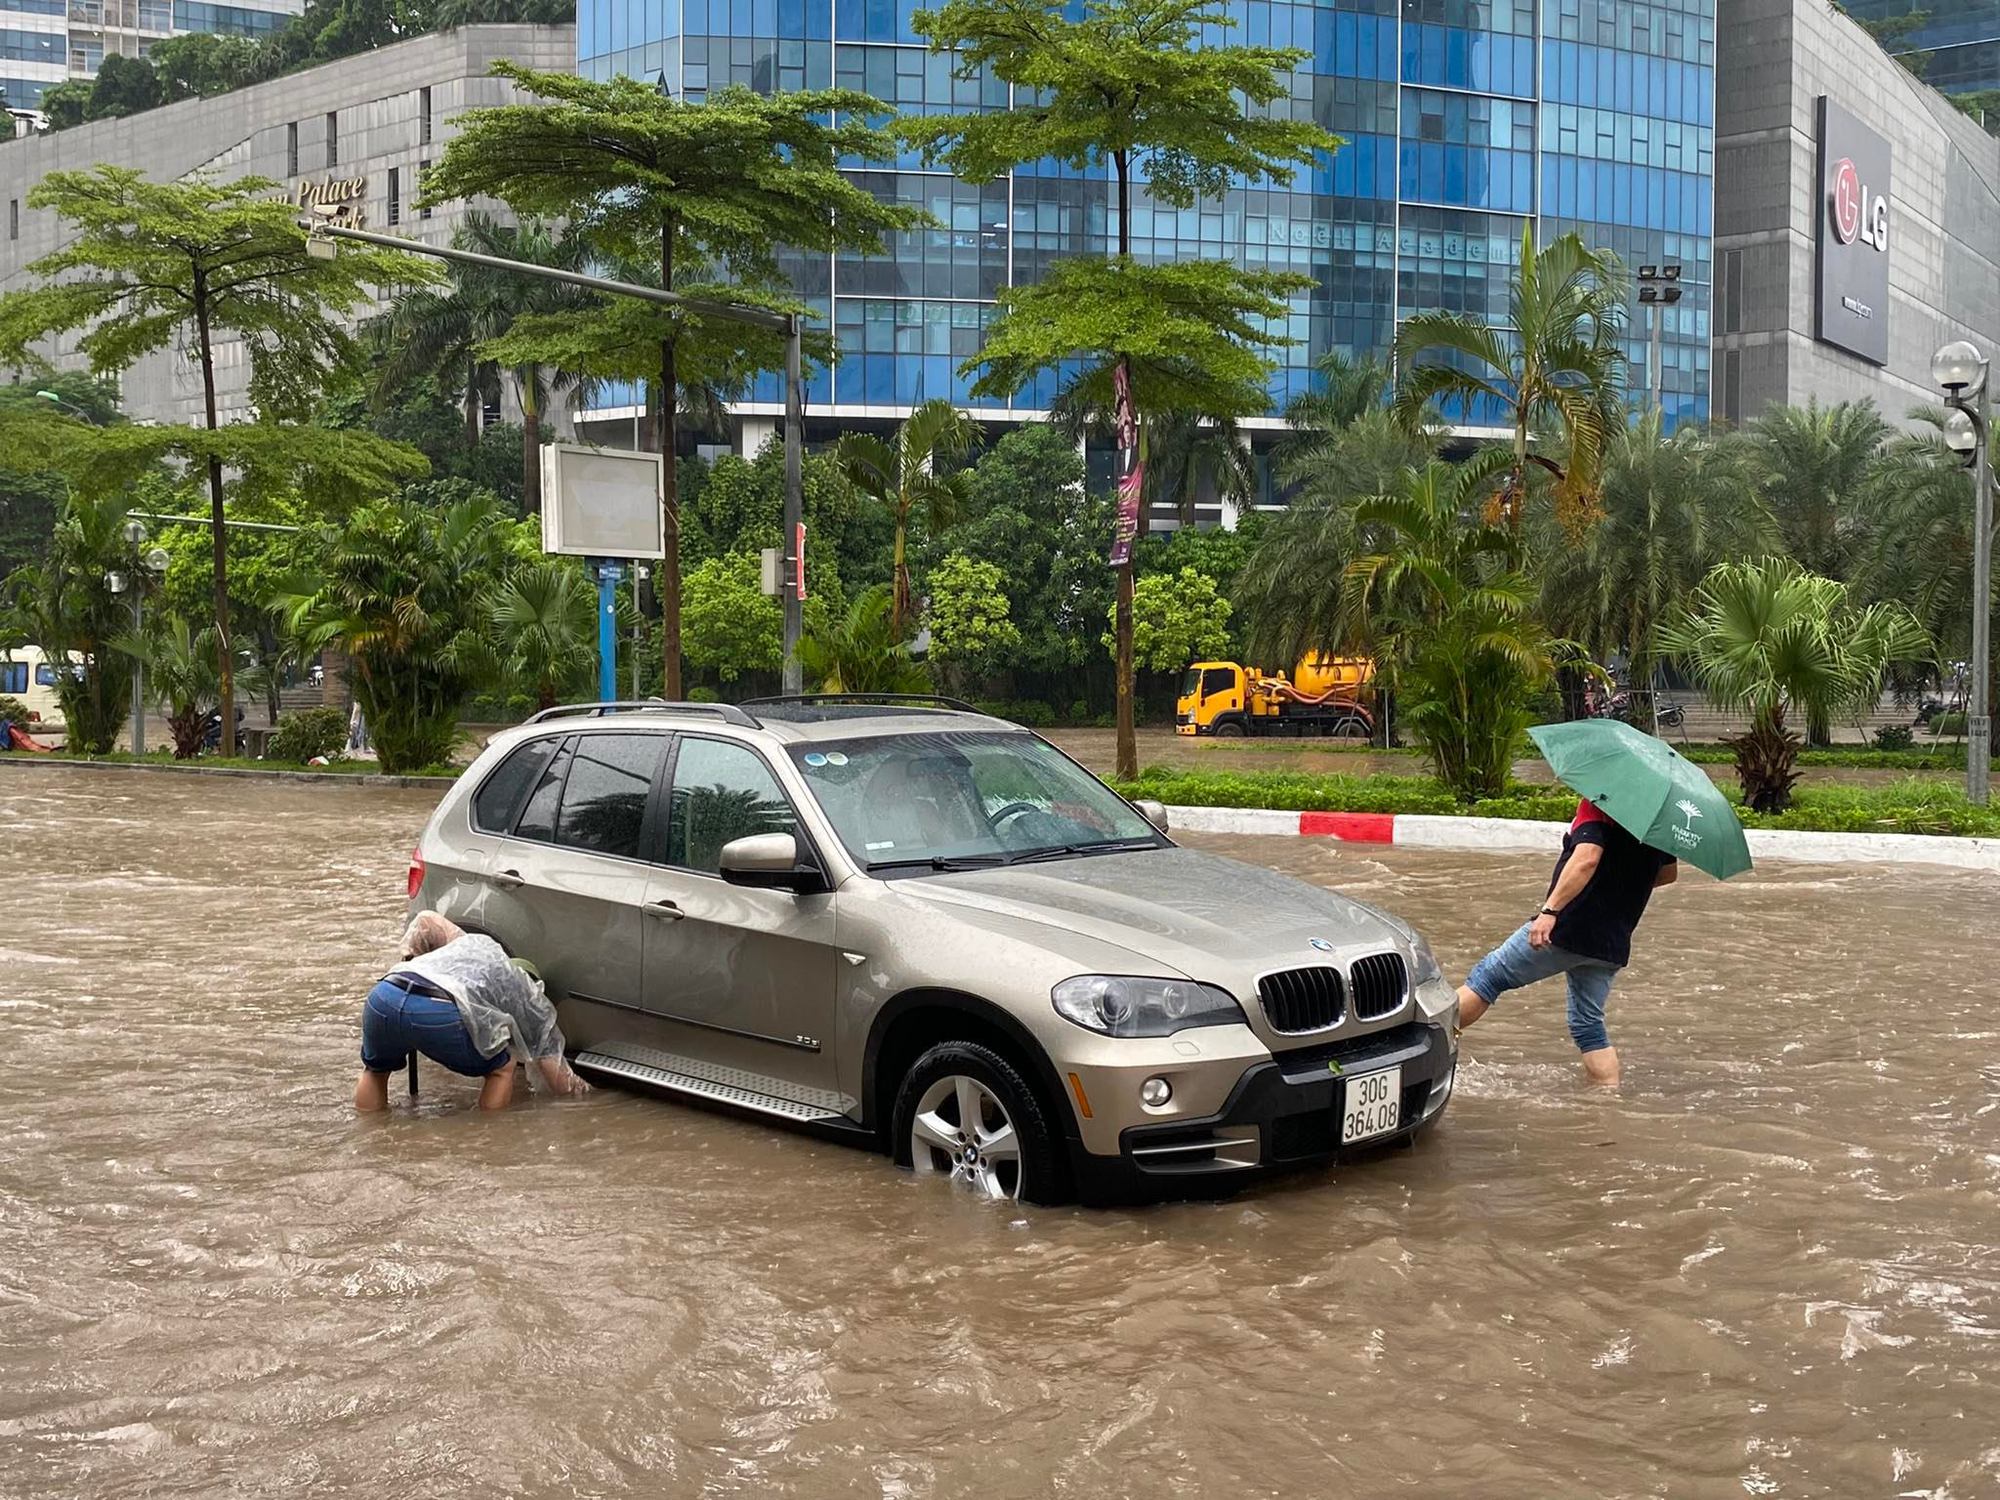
1829,156,1888,252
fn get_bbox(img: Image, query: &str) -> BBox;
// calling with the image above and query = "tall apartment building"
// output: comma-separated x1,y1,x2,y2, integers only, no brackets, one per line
0,0,300,117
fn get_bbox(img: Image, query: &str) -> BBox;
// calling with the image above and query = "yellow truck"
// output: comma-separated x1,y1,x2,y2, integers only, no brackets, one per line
1176,654,1376,738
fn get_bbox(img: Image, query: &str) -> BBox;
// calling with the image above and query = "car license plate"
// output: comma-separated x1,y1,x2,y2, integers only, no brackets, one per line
1341,1065,1402,1144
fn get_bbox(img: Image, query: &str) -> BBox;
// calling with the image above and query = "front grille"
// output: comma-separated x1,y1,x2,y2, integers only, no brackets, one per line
1349,951,1409,1020
1258,966,1345,1033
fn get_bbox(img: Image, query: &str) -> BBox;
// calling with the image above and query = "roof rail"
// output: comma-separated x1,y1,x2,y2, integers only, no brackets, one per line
737,693,981,713
523,699,761,728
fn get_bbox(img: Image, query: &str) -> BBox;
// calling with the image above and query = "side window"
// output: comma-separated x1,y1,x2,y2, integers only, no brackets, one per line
0,663,24,695
667,738,798,874
472,737,559,834
555,733,666,859
1201,667,1237,699
512,739,575,844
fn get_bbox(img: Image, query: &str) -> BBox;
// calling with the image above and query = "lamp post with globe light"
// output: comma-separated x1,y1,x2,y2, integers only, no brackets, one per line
1932,339,1993,805
104,517,171,756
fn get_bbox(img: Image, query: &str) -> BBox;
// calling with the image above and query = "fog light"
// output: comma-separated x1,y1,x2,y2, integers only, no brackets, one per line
1140,1076,1172,1107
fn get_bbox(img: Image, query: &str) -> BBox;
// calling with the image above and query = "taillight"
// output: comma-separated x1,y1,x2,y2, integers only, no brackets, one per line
406,846,425,899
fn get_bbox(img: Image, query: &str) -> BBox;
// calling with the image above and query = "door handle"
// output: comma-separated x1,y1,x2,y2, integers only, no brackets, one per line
645,899,685,921
489,868,526,890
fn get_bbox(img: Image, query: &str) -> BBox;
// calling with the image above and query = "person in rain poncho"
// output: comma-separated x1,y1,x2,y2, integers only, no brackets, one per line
353,911,590,1111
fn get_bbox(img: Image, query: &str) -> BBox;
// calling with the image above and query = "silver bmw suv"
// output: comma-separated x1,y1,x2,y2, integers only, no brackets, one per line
412,697,1458,1204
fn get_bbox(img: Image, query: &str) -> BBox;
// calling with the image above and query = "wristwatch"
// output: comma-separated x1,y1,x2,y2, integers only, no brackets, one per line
1538,905,1560,917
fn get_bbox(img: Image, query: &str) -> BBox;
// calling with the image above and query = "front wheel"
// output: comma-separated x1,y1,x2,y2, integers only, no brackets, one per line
892,1040,1065,1204
1210,718,1246,738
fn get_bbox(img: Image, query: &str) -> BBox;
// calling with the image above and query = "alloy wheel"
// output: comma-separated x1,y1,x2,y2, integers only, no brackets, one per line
909,1074,1022,1200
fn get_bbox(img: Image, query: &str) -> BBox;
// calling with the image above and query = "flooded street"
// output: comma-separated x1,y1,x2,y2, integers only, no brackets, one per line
3,765,1996,1498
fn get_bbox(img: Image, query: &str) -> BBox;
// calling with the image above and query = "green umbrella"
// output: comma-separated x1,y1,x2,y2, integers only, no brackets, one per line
1528,719,1754,880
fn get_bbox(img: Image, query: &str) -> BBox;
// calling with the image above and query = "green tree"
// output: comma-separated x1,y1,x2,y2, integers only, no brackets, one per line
421,64,925,698
491,558,595,710
1393,226,1627,532
905,0,1337,781
148,32,261,101
1743,398,1891,582
0,488,139,754
1535,410,1773,689
925,552,1020,679
1854,410,1984,663
38,80,91,131
1112,565,1232,673
834,399,979,641
281,492,516,772
682,551,782,683
120,614,221,758
1271,351,1401,474
1347,460,1564,798
86,54,163,120
936,424,1114,709
375,213,592,515
0,166,432,753
0,374,122,584
1662,557,1931,812
798,584,928,695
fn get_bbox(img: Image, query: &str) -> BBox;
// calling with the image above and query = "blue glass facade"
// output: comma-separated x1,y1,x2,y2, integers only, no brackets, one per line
577,0,1713,430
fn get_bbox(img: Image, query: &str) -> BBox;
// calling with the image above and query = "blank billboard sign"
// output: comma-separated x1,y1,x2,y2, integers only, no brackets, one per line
541,444,665,559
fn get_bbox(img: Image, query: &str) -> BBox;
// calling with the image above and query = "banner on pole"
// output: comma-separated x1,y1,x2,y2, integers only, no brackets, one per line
1108,362,1142,567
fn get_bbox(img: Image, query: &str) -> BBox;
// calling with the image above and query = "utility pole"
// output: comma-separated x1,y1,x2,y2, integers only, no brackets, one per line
301,217,809,698
1636,264,1682,417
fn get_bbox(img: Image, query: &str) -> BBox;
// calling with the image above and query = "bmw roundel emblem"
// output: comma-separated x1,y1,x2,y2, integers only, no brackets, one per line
1308,938,1334,953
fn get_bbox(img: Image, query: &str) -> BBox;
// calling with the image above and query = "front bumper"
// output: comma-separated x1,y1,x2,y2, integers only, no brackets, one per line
1067,1020,1456,1204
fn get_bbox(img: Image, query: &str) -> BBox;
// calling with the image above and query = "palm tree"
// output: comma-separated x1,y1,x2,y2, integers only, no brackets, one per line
1744,399,1891,581
374,213,593,515
120,614,220,758
1536,411,1774,688
833,400,980,642
492,560,597,711
1393,226,1627,532
1660,558,1932,812
280,494,511,773
796,584,929,694
0,488,138,754
1141,408,1256,527
1271,350,1399,476
1344,458,1565,797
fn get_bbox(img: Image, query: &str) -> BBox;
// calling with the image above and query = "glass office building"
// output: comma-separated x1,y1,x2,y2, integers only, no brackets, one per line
576,0,1713,442
1843,0,2000,94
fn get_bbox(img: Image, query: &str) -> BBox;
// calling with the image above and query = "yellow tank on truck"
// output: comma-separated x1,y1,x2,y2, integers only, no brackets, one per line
1292,654,1374,698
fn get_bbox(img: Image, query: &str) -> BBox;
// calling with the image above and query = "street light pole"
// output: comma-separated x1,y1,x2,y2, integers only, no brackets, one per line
781,314,805,695
1932,339,1992,806
1636,264,1682,418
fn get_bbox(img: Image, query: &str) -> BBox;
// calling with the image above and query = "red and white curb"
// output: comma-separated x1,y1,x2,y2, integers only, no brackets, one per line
1164,805,2000,873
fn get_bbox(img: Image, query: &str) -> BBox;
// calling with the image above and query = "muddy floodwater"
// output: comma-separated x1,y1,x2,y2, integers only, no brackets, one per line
3,766,1996,1498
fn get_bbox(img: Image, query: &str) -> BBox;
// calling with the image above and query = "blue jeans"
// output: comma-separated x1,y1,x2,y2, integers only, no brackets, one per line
1464,923,1620,1053
359,978,510,1077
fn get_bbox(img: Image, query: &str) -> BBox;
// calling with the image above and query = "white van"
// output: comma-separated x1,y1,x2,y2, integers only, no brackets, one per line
0,646,78,724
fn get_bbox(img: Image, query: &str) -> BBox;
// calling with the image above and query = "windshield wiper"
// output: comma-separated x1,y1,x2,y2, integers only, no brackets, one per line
866,853,1010,873
1005,839,1159,865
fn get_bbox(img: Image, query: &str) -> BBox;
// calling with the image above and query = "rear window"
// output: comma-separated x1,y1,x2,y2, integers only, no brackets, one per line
472,737,559,834
512,741,576,843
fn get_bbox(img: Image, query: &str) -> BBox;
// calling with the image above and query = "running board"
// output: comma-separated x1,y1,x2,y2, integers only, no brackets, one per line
572,1047,845,1125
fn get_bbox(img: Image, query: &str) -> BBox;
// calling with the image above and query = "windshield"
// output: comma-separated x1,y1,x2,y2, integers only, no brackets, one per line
789,730,1163,871
1179,668,1200,700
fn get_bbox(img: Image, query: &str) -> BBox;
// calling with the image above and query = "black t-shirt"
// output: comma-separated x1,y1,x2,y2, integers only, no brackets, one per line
1547,817,1674,967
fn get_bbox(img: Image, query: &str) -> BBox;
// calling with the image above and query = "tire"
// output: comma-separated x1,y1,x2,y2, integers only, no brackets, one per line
1211,718,1246,738
891,1039,1066,1204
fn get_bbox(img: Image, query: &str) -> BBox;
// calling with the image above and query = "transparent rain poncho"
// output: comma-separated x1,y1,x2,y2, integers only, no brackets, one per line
388,913,566,1065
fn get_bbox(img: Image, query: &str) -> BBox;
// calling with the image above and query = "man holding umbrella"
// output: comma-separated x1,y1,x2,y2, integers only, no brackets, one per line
1454,720,1752,1086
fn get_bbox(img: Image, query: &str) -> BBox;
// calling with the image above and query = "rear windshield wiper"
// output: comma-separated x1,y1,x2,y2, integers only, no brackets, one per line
1005,839,1159,865
866,853,1010,873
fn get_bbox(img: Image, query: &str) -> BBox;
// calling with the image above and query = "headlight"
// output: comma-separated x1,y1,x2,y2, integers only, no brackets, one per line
1051,975,1247,1038
1409,934,1444,990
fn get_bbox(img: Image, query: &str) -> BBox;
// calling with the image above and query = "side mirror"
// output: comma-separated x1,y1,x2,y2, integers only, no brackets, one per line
718,832,823,894
1132,798,1170,832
